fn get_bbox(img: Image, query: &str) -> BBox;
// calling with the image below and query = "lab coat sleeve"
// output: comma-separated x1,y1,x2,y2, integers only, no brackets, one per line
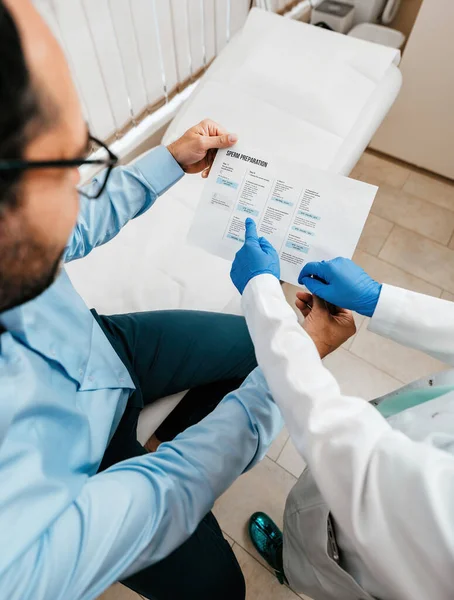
369,283,454,365
64,146,184,262
242,274,454,600
1,368,282,600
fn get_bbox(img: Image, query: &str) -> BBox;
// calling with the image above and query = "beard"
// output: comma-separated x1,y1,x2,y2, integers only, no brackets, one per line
0,211,64,313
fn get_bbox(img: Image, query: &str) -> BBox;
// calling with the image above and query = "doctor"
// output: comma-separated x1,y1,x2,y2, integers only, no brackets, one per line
231,218,454,600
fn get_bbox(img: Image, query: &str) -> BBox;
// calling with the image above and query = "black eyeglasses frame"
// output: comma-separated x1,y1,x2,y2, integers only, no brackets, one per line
0,134,118,199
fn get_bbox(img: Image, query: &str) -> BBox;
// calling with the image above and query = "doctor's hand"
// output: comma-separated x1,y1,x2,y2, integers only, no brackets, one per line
167,119,238,177
297,292,356,359
230,219,280,294
298,257,382,317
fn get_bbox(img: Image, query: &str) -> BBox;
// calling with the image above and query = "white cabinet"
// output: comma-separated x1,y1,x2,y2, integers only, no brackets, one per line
371,0,454,180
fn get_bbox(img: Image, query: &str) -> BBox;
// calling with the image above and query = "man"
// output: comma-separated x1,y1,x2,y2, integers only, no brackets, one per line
0,2,282,599
231,218,454,600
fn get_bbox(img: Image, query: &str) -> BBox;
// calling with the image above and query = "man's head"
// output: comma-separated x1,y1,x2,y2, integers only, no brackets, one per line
0,0,86,313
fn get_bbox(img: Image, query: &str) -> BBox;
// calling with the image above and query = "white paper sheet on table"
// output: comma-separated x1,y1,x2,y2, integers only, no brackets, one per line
188,147,378,286
165,80,344,172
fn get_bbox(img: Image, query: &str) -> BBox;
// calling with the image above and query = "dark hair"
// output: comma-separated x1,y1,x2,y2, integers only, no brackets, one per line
0,1,41,209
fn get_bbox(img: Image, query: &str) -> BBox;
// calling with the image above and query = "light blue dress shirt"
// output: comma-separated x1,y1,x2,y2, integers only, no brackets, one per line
0,147,281,600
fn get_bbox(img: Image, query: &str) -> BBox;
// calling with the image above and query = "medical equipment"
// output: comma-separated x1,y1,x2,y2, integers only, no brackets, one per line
311,1,356,34
348,0,405,49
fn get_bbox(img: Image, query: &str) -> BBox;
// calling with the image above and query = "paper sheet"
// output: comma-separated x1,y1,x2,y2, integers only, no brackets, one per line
187,147,378,286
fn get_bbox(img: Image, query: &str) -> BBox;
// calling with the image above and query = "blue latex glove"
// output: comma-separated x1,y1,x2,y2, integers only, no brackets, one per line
298,257,382,317
230,218,280,294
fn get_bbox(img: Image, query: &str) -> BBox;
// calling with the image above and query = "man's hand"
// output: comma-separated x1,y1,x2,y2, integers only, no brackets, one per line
230,219,280,294
167,119,238,177
296,291,356,359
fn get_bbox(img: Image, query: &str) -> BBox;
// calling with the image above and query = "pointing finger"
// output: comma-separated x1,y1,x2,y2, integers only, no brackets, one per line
245,218,258,242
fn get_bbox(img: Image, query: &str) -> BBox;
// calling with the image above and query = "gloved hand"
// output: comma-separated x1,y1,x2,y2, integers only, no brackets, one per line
298,257,382,317
230,218,280,294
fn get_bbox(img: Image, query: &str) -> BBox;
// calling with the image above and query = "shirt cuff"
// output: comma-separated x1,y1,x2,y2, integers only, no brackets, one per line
369,283,407,337
134,146,185,196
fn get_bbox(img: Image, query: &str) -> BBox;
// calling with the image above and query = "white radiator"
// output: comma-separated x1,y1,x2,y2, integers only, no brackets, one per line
33,1,312,148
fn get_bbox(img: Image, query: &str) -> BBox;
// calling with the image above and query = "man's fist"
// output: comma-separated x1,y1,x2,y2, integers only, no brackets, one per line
167,119,238,177
296,291,356,359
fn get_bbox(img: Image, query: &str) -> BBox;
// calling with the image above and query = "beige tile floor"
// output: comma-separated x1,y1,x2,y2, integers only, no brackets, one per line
99,151,454,600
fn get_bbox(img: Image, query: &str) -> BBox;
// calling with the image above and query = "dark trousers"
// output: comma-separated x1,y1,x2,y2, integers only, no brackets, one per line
94,309,257,600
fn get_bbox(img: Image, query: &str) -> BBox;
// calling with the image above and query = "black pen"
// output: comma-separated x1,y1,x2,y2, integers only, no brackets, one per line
305,274,339,315
304,299,338,315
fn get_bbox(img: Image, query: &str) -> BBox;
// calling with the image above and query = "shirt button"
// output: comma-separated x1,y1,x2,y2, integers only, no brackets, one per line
119,377,125,384
79,368,84,377
88,376,94,382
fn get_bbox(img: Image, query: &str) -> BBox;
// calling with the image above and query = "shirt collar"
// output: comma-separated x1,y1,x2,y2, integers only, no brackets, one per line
0,270,134,391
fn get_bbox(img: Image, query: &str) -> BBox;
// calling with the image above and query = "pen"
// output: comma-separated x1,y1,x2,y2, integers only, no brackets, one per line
304,300,339,315
306,274,339,315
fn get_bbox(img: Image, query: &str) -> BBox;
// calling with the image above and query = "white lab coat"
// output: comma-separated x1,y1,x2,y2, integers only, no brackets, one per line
242,275,454,600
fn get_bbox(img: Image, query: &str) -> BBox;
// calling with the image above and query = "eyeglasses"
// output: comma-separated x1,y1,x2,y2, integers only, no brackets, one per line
0,135,118,199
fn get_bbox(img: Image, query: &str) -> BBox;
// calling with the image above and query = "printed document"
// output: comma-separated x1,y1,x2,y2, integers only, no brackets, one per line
187,147,378,286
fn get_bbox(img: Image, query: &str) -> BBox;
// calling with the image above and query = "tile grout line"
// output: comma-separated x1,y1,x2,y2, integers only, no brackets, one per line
369,203,454,247
345,320,407,386
363,148,454,200
363,149,450,197
275,438,289,464
275,461,303,482
343,349,408,389
232,542,275,576
360,248,445,295
400,170,454,214
449,230,454,250
358,249,440,292
232,542,301,597
375,222,395,257
399,169,411,190
376,225,454,289
265,453,299,482
387,176,454,216
402,192,454,215
414,197,454,215
367,209,395,228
